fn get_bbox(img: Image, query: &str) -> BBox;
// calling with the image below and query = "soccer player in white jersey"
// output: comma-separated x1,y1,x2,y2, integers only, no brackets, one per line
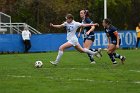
50,14,101,66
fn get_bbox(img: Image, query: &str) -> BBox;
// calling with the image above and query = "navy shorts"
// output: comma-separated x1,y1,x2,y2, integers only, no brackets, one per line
84,34,95,42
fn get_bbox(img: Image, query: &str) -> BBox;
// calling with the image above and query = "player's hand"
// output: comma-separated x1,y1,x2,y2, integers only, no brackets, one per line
116,45,119,49
50,23,53,27
86,31,90,35
94,23,99,27
78,33,81,38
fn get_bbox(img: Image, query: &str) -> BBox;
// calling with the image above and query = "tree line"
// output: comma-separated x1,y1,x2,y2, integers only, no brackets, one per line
0,0,140,33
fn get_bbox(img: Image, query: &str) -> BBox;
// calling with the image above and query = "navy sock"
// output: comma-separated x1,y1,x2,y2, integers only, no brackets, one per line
89,49,93,51
108,53,116,62
90,49,98,52
113,53,121,59
95,49,98,51
87,53,94,62
87,49,95,62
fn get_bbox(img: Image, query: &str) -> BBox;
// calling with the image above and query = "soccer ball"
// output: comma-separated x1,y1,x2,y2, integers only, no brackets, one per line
35,61,43,68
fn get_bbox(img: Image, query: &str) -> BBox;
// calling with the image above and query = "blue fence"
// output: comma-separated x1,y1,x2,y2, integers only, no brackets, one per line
0,30,137,52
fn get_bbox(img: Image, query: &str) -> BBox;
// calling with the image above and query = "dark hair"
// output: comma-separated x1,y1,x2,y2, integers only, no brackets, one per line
84,10,89,18
104,18,112,25
65,14,74,19
80,9,89,18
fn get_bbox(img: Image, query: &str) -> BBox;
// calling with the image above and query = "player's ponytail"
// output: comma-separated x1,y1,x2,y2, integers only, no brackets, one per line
84,10,89,18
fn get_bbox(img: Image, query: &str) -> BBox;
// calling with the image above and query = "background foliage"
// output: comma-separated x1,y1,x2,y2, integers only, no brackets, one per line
0,0,140,33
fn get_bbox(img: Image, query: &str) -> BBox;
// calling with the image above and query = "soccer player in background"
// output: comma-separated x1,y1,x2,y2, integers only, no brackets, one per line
22,24,31,53
78,10,102,64
102,18,126,64
50,14,102,66
136,22,140,49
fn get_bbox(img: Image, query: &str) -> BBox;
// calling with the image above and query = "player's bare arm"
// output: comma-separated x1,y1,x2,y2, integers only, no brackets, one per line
86,26,95,35
81,23,99,27
114,31,120,48
50,23,64,28
78,27,83,38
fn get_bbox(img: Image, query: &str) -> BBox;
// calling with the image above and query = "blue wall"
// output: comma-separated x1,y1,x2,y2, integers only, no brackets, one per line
0,34,24,52
0,30,137,52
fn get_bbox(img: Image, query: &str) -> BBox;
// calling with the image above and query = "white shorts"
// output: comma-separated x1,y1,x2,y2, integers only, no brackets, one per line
68,38,79,46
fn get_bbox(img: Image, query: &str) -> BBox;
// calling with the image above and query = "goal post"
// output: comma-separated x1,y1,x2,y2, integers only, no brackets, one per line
104,0,107,19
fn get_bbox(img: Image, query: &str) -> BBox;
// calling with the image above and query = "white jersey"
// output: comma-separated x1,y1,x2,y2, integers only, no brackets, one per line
62,20,82,41
22,30,31,40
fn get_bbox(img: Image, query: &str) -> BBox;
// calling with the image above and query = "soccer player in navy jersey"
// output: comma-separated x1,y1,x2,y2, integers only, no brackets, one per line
102,18,126,64
78,10,102,64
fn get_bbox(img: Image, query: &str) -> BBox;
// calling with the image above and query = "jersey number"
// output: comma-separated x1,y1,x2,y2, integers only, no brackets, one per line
67,26,74,32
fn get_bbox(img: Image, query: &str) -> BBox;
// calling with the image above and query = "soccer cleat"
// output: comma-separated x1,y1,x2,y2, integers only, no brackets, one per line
95,48,102,58
113,61,117,64
95,52,101,58
98,48,102,57
50,61,58,66
90,61,96,64
121,56,126,64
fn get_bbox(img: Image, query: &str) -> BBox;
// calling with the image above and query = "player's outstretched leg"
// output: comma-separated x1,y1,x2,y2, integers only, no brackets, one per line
74,43,101,58
50,50,63,66
50,42,73,66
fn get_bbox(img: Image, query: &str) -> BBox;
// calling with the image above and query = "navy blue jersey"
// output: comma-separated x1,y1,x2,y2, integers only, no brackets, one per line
105,25,118,41
81,17,94,35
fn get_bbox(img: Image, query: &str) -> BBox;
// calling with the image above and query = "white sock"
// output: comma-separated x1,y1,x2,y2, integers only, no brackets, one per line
120,56,123,59
55,50,63,63
83,48,97,55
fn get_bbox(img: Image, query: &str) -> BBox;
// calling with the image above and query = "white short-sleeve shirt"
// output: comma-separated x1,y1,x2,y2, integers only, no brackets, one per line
62,20,82,41
22,30,31,40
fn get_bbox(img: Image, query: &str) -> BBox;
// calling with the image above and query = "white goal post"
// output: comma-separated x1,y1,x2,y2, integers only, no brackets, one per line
104,0,107,19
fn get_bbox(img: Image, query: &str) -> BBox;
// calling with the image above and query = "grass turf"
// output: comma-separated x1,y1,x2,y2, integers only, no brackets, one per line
0,50,140,93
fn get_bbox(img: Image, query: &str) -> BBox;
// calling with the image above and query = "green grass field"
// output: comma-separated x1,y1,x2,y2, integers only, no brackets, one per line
0,50,140,93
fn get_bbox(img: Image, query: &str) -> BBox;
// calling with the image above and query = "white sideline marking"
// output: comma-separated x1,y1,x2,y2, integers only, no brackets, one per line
69,78,94,82
45,77,118,83
134,81,140,84
42,68,90,70
46,77,140,84
7,75,31,78
45,77,95,82
6,75,140,84
129,70,140,73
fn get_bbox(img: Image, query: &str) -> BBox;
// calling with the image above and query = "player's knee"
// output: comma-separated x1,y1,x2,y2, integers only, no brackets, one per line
59,46,64,51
